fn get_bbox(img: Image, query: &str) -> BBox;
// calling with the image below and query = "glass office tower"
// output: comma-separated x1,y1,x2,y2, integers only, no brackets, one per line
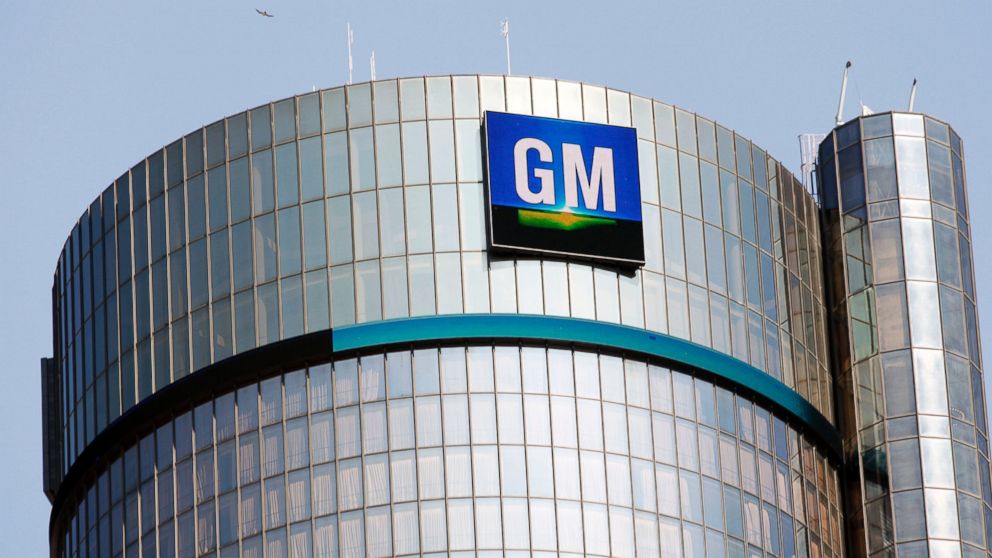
819,113,989,558
38,75,981,558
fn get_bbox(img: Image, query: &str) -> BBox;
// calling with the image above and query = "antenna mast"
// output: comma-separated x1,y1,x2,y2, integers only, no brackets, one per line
908,78,918,111
798,133,826,198
835,61,852,126
500,19,511,75
370,51,377,81
347,23,354,84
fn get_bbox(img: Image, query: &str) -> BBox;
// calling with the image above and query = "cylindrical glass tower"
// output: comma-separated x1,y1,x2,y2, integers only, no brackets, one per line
819,112,989,557
44,75,845,558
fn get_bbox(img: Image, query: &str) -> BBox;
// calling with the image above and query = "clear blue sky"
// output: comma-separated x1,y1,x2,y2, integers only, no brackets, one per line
2,2,990,554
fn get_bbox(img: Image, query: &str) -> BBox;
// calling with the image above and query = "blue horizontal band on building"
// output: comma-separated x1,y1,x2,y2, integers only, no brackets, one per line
333,314,842,459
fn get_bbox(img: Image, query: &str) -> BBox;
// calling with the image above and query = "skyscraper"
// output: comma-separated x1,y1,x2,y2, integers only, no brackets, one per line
41,75,986,558
819,113,986,557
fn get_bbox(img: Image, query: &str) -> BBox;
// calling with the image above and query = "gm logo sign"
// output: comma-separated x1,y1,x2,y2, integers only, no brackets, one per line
484,111,644,266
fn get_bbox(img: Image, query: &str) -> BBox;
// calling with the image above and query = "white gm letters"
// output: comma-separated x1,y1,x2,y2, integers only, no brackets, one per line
512,137,616,212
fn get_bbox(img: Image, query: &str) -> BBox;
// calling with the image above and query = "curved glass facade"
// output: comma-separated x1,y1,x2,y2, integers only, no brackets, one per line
46,74,980,558
819,113,990,557
49,75,831,481
55,346,842,558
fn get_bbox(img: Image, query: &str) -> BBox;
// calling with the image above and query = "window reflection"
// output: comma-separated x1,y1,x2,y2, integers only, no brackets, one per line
399,78,425,121
375,124,402,187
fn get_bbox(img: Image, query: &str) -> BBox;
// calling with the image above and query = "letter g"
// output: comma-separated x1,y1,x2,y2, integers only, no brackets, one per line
513,138,555,205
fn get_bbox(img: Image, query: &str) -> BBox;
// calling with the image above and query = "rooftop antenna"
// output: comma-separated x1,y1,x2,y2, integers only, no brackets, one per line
347,23,354,84
798,133,826,197
370,51,377,81
500,19,511,75
908,78,918,111
835,61,852,126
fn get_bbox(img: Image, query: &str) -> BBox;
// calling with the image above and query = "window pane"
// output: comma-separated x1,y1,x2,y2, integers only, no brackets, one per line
300,136,323,201
352,192,378,260
375,124,402,187
253,213,277,283
207,166,228,231
869,220,904,283
378,188,405,257
865,138,898,201
373,80,399,122
322,88,346,132
278,206,301,277
348,83,372,127
349,128,375,191
934,222,961,288
276,142,299,207
429,121,456,182
324,132,349,196
400,78,426,120
402,122,429,185
876,283,910,351
896,136,930,199
431,184,459,252
251,150,274,215
301,201,327,271
907,282,942,348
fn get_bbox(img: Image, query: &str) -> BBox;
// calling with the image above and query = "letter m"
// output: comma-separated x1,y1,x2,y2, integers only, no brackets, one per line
562,144,616,212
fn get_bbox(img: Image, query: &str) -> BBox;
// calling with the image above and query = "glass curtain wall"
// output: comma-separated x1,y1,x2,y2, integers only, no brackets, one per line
819,113,989,558
49,76,832,481
55,347,843,558
46,76,844,558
